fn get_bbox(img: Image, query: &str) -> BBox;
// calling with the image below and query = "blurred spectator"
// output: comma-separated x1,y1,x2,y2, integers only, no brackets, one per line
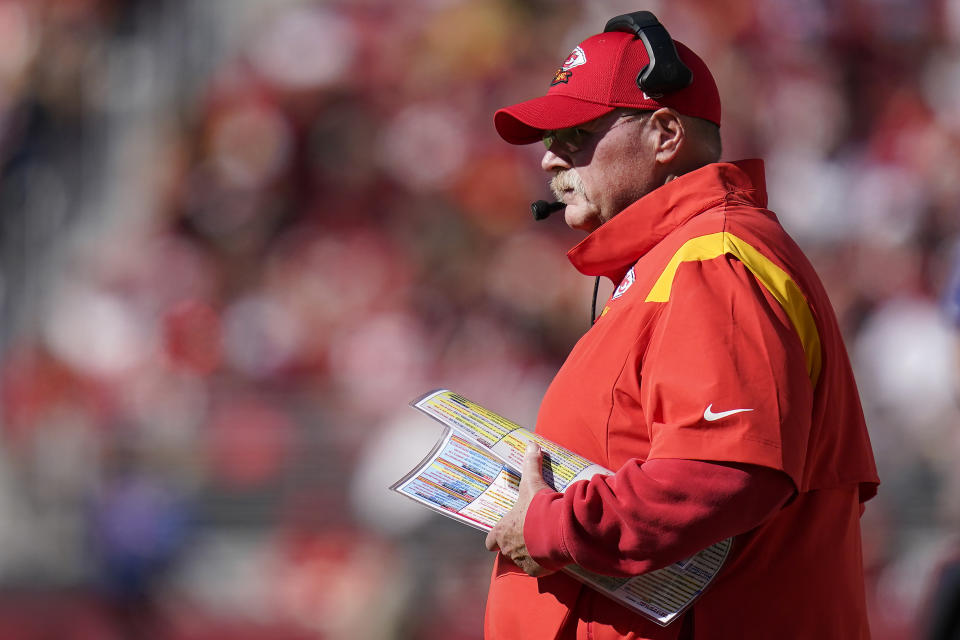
88,442,192,640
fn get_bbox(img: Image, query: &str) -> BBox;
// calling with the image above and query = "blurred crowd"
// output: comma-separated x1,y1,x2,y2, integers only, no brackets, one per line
0,0,958,638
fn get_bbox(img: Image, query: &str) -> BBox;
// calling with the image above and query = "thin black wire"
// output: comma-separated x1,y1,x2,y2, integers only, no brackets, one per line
591,276,600,325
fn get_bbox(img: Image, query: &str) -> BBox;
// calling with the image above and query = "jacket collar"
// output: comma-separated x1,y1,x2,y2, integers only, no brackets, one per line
567,159,768,282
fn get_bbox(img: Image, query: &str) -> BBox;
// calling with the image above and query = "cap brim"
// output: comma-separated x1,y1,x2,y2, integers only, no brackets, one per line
494,95,616,145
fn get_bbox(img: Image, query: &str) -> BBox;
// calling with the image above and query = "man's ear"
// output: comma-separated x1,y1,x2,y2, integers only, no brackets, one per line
649,108,685,165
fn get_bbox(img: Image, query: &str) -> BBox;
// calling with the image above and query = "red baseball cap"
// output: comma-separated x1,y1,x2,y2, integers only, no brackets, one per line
494,31,721,145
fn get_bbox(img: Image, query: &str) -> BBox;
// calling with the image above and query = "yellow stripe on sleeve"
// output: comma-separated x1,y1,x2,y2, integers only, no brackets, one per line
645,232,822,385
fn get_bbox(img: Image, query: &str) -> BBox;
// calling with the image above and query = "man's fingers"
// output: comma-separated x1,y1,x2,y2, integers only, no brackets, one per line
485,444,545,561
484,527,500,552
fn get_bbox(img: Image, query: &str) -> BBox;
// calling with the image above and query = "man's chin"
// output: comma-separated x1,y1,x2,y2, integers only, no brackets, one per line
563,205,603,233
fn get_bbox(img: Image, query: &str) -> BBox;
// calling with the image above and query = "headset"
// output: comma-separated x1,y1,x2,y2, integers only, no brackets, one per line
603,10,692,96
531,11,692,221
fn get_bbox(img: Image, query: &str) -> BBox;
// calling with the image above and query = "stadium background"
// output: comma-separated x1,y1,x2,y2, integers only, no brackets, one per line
0,0,958,638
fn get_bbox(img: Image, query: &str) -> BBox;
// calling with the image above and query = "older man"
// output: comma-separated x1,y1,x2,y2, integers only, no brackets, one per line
483,11,879,640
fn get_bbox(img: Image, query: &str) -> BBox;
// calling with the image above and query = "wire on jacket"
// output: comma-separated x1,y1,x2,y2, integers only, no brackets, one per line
591,276,600,325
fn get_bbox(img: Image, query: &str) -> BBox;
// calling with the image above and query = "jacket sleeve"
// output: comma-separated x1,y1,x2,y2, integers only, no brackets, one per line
523,457,794,576
641,254,815,487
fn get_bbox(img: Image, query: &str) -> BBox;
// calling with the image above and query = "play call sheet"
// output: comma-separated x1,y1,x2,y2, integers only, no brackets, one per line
391,389,731,627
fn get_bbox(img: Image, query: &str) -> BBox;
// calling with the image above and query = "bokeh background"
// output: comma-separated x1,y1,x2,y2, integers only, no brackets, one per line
1,0,959,638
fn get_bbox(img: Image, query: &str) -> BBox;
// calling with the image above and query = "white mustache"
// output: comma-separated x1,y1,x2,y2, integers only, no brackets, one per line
550,170,587,201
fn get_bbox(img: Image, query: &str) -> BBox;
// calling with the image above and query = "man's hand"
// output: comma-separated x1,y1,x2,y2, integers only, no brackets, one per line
484,443,556,577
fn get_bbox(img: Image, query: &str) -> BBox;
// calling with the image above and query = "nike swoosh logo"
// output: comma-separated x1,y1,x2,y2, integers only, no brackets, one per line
703,404,754,421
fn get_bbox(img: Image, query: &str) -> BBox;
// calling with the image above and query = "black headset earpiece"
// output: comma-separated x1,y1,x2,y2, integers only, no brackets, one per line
603,11,692,97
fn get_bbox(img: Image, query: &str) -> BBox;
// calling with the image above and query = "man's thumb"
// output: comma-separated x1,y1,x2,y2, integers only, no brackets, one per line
524,442,543,479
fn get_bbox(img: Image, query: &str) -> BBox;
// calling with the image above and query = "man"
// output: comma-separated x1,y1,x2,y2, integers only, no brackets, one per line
482,11,879,640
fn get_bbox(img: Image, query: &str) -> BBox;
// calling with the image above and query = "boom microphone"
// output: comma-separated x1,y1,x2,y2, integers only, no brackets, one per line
531,200,566,221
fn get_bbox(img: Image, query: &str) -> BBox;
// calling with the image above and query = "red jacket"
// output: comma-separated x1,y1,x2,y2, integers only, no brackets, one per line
485,160,879,639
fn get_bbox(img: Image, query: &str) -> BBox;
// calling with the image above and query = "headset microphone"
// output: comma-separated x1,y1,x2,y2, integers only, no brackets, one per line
531,200,566,220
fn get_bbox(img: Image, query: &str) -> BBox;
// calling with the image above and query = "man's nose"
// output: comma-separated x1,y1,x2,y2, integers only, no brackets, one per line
541,148,571,172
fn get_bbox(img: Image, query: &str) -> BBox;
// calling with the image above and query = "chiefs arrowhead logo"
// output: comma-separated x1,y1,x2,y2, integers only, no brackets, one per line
562,46,587,70
550,46,586,86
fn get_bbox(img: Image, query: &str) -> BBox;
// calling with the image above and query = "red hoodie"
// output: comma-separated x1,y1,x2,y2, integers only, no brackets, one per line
485,160,879,639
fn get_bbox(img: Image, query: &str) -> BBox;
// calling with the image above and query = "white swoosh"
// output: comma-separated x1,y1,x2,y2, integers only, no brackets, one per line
703,404,754,421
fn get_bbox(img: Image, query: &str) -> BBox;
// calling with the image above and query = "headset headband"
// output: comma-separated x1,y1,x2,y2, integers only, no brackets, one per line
603,11,693,98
